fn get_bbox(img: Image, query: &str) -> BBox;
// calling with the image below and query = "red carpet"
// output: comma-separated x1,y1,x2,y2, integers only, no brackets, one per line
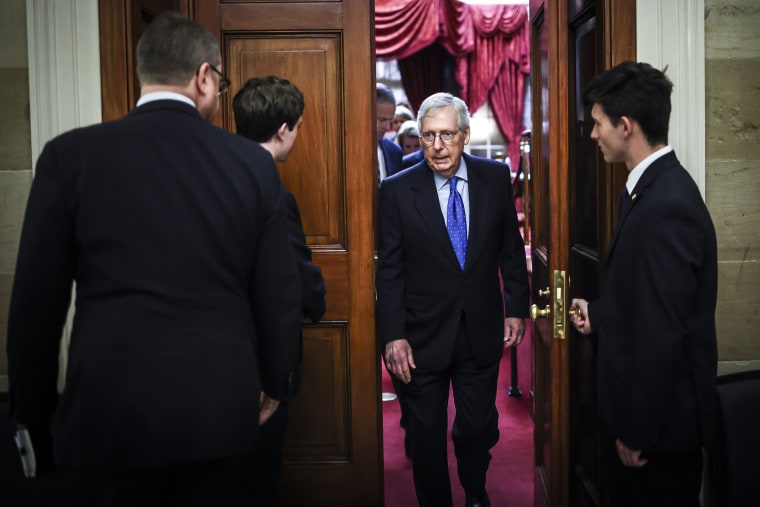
382,326,534,506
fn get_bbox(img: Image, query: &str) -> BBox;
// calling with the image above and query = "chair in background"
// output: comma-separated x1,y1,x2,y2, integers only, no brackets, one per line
703,369,760,507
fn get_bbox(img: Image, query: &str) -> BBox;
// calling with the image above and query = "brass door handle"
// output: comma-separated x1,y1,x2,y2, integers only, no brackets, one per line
530,304,551,321
537,287,550,298
569,307,582,317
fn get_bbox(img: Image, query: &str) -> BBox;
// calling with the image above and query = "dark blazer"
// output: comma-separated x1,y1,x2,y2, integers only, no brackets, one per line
402,148,424,169
376,154,529,370
588,151,718,454
380,138,403,178
6,100,303,469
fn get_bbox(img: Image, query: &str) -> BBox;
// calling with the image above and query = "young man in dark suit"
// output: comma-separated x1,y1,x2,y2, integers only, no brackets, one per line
6,12,302,506
232,75,327,506
376,92,530,507
571,61,718,507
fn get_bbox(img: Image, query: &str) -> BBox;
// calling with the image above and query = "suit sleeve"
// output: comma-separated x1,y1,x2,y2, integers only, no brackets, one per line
284,191,326,323
249,162,303,401
375,180,407,345
7,139,75,427
624,202,710,446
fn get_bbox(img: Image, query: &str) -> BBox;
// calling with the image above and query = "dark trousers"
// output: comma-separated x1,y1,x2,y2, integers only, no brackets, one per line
603,438,703,507
401,321,500,507
57,454,257,507
251,402,289,506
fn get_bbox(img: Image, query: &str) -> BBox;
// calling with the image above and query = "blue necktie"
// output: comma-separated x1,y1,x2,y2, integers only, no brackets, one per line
447,176,467,269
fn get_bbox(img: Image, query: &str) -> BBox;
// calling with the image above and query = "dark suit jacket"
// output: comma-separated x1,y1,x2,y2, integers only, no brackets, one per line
380,138,403,178
376,154,529,370
588,151,718,454
402,148,424,169
6,99,303,469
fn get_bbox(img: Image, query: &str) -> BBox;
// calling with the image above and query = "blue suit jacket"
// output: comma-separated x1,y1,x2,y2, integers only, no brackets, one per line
402,148,424,169
380,138,403,178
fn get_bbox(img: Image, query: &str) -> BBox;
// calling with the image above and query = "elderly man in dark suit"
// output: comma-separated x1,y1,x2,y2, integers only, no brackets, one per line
571,61,718,507
376,92,530,507
6,12,302,506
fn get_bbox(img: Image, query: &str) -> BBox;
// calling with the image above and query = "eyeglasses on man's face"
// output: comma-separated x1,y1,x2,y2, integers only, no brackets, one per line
420,130,459,146
209,66,232,96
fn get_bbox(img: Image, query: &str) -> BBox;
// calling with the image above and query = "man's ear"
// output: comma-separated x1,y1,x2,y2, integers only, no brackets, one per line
195,62,215,98
620,116,634,137
276,122,290,141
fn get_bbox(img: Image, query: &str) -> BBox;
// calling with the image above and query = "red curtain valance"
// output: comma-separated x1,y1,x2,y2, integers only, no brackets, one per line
375,0,530,167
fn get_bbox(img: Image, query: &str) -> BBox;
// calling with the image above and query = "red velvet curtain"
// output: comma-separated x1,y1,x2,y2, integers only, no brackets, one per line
375,0,530,166
397,43,459,113
460,5,530,166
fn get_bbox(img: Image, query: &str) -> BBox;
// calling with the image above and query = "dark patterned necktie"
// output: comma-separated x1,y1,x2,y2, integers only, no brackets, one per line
447,176,467,269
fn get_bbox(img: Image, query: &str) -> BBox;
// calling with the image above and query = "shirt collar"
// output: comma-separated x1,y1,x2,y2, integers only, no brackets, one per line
626,145,673,194
136,91,196,109
434,157,469,191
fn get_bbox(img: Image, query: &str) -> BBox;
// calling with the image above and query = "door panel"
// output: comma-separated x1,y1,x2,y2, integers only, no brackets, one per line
529,0,635,506
568,10,602,507
225,36,343,246
99,1,381,505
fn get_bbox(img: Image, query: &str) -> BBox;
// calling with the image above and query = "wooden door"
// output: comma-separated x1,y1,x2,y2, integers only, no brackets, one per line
99,1,381,505
528,0,634,506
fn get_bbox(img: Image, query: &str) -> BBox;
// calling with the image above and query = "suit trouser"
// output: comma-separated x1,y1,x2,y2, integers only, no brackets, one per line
401,319,500,507
251,401,289,506
602,437,703,507
56,454,257,507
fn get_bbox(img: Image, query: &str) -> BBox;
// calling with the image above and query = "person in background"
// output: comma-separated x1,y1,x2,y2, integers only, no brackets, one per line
376,92,530,507
396,119,421,156
377,83,403,184
386,103,415,141
232,74,327,506
6,11,302,506
571,61,718,507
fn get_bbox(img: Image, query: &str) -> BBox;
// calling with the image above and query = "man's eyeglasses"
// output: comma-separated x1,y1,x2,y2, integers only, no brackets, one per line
209,66,232,96
420,130,459,145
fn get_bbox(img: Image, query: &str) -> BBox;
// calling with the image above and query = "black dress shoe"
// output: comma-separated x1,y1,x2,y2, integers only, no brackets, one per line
465,491,490,507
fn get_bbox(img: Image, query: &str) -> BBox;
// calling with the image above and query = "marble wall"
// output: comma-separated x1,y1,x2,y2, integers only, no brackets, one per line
0,0,32,391
705,0,760,371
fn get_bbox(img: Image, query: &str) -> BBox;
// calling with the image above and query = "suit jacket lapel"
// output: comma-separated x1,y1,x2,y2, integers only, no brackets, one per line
411,167,462,270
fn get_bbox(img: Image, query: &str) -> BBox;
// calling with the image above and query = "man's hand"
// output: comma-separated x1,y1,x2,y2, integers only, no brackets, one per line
616,438,648,468
504,317,526,348
570,298,592,335
384,339,416,383
259,392,281,425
